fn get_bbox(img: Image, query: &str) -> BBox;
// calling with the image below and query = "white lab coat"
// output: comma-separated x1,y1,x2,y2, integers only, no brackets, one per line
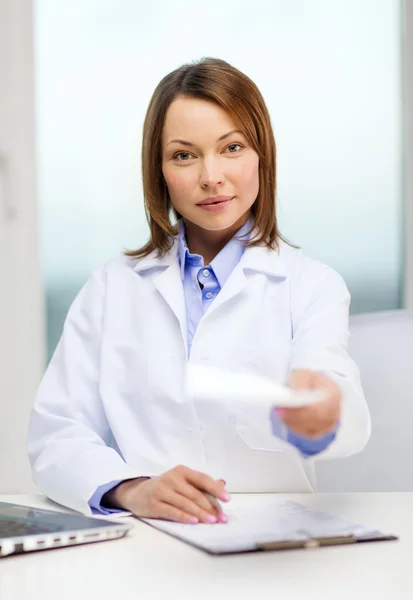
27,236,371,515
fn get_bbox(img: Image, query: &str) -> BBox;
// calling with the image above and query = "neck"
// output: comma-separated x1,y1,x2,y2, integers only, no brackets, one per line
183,213,250,265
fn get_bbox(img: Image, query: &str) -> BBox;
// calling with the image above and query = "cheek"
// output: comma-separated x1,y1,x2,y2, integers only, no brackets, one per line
163,165,196,199
234,156,259,197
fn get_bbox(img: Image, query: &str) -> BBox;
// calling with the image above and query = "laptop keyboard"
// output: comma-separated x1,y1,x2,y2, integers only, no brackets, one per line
0,519,62,538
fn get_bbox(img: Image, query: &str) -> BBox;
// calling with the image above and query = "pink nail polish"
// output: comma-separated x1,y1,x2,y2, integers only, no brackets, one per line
206,514,217,524
275,407,286,418
188,516,199,524
220,492,231,502
218,513,228,523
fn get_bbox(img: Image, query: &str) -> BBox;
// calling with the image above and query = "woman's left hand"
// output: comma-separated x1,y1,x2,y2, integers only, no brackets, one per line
275,370,342,439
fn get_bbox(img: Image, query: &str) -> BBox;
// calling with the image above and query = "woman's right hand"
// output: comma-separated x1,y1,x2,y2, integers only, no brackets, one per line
103,465,231,524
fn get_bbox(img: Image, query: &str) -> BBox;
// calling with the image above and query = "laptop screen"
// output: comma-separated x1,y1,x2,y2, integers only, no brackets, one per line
0,502,119,533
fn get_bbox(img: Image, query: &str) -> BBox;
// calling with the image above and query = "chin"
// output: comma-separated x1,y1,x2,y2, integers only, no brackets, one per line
195,217,240,232
184,208,247,230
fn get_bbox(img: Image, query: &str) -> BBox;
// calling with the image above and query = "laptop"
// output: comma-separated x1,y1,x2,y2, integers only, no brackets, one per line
0,501,132,558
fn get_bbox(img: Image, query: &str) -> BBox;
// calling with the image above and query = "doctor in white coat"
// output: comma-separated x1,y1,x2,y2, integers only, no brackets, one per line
28,58,370,524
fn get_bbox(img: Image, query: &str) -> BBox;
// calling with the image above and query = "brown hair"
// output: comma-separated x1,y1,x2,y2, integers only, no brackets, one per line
126,57,289,258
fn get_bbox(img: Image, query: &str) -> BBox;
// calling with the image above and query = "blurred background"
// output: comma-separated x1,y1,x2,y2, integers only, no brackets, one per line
36,0,403,357
1,0,412,492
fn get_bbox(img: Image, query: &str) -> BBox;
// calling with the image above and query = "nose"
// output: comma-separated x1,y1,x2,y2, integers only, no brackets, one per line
199,158,225,189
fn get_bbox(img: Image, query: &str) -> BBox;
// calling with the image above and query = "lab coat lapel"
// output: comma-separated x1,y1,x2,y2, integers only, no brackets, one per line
153,259,187,346
205,243,287,318
205,263,247,317
134,239,188,353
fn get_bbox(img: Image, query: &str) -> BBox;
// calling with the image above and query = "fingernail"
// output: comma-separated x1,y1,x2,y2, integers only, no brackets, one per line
275,407,286,418
206,514,217,524
219,479,227,485
218,513,228,523
220,492,231,502
188,516,199,524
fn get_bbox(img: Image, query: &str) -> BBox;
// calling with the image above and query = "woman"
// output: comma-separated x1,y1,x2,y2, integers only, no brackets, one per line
28,58,370,524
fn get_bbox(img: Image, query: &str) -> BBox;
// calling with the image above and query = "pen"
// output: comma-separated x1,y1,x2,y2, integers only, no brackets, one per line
205,492,222,513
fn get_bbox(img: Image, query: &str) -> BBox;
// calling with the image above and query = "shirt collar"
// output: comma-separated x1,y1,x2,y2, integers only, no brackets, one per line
178,218,253,287
132,220,288,280
178,220,200,282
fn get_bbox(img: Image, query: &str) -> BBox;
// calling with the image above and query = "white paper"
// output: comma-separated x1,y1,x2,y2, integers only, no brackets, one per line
141,496,381,554
186,364,328,408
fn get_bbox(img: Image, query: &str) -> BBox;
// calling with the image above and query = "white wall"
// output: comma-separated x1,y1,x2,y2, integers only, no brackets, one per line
0,0,45,492
404,0,413,308
35,0,402,357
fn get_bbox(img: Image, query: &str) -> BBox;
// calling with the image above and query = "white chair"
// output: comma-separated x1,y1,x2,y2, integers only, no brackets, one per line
316,309,413,492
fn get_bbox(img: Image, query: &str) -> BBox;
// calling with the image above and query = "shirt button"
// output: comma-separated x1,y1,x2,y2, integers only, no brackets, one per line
202,269,210,277
205,292,213,299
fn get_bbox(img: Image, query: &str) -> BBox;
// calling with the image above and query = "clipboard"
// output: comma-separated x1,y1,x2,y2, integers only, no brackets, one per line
141,524,398,555
257,532,398,553
141,498,399,555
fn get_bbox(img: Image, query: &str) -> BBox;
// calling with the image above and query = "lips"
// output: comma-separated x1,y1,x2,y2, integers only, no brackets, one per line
197,195,234,206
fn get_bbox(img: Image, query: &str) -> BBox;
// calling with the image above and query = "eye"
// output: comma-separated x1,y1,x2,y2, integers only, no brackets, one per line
174,152,192,162
225,143,244,154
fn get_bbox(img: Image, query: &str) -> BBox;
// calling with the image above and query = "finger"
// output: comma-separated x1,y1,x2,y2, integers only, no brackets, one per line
289,371,339,398
289,370,336,393
165,488,222,524
151,500,202,524
283,403,337,426
167,467,227,519
285,420,337,438
171,466,227,506
185,470,231,502
176,480,223,516
281,405,339,437
288,369,317,389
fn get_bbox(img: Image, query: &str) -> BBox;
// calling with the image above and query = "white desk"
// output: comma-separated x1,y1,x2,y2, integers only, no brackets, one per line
0,493,411,600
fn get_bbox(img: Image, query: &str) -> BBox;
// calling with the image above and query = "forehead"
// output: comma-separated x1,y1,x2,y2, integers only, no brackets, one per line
162,96,237,142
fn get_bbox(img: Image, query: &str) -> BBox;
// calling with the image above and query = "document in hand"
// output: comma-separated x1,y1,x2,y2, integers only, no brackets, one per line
186,364,328,408
141,496,398,555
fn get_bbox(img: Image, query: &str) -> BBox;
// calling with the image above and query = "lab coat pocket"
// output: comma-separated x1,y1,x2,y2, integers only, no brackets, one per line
232,344,289,452
234,402,286,453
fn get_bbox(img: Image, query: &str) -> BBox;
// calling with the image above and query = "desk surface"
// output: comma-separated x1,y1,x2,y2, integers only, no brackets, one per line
0,493,410,600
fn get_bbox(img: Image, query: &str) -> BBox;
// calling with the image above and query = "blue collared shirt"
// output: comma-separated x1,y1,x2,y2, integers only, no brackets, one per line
89,219,336,513
178,219,248,354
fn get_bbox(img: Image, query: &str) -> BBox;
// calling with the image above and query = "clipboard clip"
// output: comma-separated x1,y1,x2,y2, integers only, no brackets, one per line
257,535,357,551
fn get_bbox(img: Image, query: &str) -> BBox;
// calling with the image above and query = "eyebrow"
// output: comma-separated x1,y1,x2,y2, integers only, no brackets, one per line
166,129,243,147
